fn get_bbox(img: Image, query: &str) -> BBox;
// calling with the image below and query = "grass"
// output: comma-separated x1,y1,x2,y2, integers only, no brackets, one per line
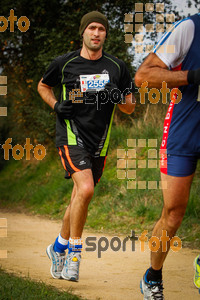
0,108,200,247
0,268,82,300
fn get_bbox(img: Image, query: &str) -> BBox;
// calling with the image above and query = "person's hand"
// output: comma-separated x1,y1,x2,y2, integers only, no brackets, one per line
187,68,200,85
54,101,75,119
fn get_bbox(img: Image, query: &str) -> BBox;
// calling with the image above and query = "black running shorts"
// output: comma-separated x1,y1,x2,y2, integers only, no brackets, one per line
58,145,107,186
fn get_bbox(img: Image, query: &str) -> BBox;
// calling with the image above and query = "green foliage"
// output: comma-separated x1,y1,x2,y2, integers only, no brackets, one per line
0,268,82,300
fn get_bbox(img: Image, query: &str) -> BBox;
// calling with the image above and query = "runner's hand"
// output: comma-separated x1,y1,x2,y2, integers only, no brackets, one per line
187,68,200,85
54,101,75,119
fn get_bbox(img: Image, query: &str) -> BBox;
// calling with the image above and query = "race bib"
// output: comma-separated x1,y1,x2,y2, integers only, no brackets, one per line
80,74,110,92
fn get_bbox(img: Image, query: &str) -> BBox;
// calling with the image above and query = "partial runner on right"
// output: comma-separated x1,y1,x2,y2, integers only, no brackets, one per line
135,12,200,300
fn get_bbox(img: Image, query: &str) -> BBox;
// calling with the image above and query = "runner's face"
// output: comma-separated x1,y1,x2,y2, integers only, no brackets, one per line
83,22,106,51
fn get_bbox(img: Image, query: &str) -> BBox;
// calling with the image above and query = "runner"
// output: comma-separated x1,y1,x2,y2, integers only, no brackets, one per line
38,11,135,282
135,13,200,299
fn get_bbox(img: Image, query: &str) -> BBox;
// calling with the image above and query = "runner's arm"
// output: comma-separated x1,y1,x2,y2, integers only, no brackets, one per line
134,53,188,89
37,78,57,110
118,93,135,114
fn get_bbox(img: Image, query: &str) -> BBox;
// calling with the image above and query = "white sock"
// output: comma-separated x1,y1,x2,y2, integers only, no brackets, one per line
58,233,68,245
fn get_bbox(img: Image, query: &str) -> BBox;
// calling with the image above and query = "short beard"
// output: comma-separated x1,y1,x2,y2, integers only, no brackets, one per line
83,38,104,52
88,44,102,51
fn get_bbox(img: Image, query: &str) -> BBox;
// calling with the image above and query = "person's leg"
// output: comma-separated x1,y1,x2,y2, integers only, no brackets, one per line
49,149,106,281
150,172,194,271
47,145,94,280
60,183,77,240
69,168,94,238
52,185,77,253
141,172,195,298
55,167,94,251
61,156,107,281
65,156,106,239
61,168,94,281
54,145,92,250
46,178,77,280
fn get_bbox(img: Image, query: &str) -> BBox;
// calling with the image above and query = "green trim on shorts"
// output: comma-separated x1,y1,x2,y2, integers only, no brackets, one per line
65,120,77,145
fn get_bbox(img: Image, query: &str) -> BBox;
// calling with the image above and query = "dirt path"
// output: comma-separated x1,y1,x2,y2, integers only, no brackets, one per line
0,211,199,300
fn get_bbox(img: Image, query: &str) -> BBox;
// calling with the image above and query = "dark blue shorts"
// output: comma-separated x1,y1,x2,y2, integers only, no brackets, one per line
161,154,200,177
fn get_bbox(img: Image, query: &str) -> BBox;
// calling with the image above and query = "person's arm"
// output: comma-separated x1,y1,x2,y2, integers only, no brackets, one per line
37,78,75,119
134,53,188,89
114,60,136,114
105,82,135,114
37,78,57,110
118,93,135,114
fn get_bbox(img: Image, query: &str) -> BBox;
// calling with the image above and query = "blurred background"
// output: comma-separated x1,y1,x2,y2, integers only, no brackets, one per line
0,0,199,248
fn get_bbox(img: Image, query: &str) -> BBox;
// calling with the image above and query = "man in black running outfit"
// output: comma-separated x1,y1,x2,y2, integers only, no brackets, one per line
38,11,135,281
